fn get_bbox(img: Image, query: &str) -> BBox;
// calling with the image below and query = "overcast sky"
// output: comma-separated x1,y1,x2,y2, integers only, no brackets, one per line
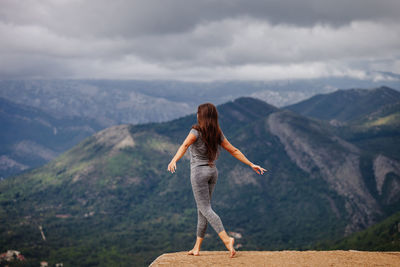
0,0,399,81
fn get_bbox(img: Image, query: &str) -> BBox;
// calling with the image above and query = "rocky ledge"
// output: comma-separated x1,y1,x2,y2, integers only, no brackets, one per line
150,250,400,267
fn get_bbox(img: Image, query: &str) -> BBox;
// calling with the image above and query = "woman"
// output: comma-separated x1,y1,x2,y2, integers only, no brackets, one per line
167,103,267,258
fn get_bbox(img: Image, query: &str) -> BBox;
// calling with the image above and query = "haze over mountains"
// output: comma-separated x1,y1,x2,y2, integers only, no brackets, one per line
1,78,399,179
1,77,399,127
0,97,103,178
1,85,399,266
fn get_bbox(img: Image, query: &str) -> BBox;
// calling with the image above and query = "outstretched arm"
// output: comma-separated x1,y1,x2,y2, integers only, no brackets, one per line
167,132,197,173
221,138,267,175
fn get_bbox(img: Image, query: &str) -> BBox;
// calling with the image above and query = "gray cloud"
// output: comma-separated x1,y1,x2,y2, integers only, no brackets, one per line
2,0,399,37
0,0,399,81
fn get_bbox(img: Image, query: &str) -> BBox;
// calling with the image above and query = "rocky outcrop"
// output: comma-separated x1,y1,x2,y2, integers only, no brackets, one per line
0,155,28,172
373,154,400,194
267,110,381,234
92,124,135,156
93,124,134,148
150,251,400,267
373,154,400,204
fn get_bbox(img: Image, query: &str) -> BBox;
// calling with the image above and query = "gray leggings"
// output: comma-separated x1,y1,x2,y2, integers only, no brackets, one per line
190,165,225,238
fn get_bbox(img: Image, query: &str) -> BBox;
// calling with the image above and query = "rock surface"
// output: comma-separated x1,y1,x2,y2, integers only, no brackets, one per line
267,110,382,234
150,251,400,267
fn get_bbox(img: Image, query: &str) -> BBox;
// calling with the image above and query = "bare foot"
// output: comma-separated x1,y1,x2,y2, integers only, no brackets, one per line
223,237,236,258
187,249,200,256
229,237,236,258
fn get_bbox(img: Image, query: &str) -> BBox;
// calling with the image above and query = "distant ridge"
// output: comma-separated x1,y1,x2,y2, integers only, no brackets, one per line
0,97,103,178
284,86,400,122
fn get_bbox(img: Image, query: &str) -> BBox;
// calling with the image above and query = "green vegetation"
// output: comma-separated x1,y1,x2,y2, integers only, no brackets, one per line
364,112,400,127
315,211,400,251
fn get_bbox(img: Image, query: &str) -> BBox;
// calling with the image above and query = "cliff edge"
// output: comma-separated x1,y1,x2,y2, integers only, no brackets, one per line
150,250,400,266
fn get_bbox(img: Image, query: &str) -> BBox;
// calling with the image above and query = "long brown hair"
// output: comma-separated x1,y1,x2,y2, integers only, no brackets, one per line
192,103,223,165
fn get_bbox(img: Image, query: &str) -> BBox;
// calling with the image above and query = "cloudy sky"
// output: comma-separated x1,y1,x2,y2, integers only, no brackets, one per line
0,0,399,81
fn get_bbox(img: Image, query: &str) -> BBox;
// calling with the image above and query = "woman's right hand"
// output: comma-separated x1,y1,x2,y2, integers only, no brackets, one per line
251,164,267,175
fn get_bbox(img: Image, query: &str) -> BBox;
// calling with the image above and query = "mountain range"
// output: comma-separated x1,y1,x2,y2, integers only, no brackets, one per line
1,78,399,128
0,97,103,179
285,85,400,123
1,79,398,180
0,86,399,266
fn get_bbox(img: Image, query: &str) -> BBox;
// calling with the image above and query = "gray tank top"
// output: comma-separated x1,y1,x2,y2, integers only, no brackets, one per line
189,128,225,167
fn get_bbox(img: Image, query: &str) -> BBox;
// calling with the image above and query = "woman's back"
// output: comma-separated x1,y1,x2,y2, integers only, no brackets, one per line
189,128,224,167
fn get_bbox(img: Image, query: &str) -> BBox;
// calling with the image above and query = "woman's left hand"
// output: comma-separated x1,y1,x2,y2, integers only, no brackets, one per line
167,161,177,173
251,164,267,175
